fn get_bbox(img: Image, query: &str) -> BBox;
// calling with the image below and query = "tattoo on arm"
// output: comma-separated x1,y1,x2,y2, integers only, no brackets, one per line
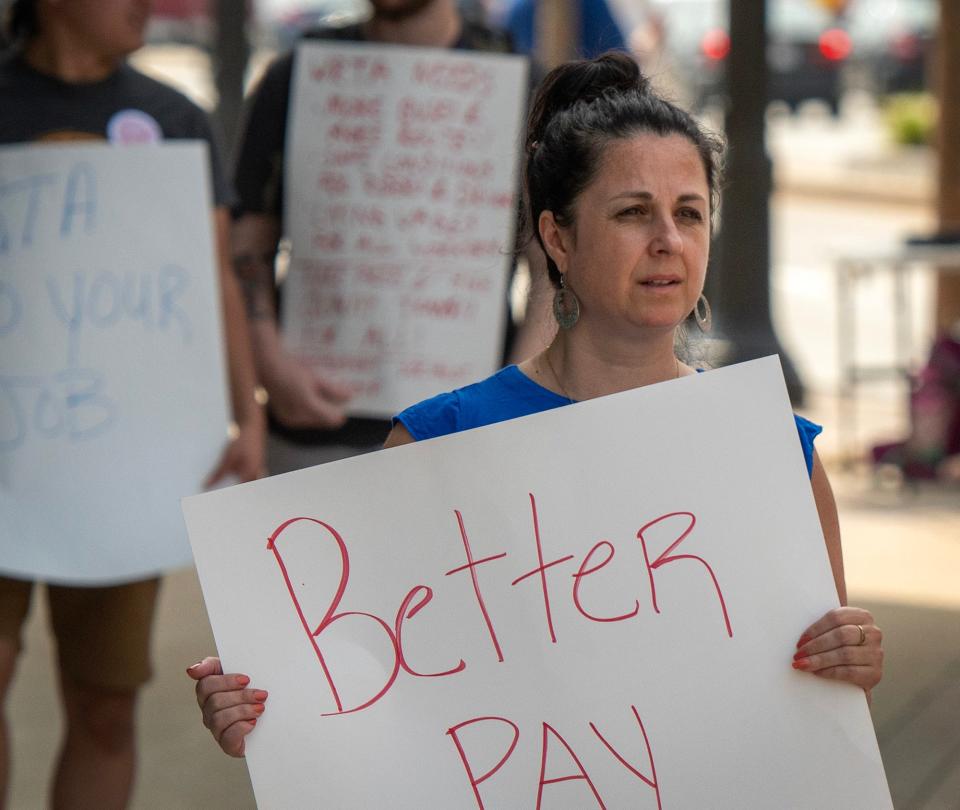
233,252,277,321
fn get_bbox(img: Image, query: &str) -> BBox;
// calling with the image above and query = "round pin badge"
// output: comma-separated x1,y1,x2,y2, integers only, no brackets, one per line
106,109,163,145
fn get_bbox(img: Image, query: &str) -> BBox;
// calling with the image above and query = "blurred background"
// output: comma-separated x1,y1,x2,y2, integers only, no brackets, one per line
2,0,958,807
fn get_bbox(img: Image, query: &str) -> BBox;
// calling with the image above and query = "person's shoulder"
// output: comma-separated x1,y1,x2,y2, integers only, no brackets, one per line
793,414,823,442
301,20,366,44
394,387,463,442
0,49,19,78
253,21,366,91
458,19,517,54
457,365,525,400
457,20,543,96
393,367,520,441
792,414,822,478
0,56,17,99
0,49,34,93
117,63,206,116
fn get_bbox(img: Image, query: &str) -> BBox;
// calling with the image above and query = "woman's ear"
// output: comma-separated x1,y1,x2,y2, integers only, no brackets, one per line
538,210,570,274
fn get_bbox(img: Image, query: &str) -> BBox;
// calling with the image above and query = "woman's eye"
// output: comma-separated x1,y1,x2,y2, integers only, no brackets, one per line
619,206,646,217
678,208,704,222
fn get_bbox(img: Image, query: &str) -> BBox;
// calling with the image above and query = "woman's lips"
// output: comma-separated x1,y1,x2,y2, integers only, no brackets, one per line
639,277,681,287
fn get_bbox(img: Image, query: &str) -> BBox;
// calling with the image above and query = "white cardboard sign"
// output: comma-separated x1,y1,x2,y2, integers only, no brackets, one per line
284,42,528,417
0,142,229,584
183,357,891,809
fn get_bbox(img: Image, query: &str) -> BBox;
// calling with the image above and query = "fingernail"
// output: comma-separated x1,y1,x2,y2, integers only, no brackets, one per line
236,675,250,687
253,703,265,715
186,662,201,673
253,690,269,701
796,635,811,648
792,658,810,670
793,650,807,660
249,718,257,727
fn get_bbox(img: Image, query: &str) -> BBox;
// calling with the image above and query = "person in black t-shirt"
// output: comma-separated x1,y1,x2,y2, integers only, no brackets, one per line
229,0,549,476
0,1,266,806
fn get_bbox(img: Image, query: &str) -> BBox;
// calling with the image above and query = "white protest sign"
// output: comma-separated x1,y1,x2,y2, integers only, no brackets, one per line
284,41,528,417
184,357,891,809
0,142,229,584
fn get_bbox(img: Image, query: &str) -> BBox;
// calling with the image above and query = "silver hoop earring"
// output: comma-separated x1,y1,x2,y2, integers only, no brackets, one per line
694,293,712,333
553,275,580,330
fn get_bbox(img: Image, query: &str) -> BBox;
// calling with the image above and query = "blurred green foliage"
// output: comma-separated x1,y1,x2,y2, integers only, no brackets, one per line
884,92,938,146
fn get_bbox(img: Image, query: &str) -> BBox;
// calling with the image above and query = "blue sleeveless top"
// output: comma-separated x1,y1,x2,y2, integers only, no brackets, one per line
395,365,822,477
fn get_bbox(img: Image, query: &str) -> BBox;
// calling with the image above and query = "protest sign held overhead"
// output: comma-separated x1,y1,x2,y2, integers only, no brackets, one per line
184,357,892,809
284,42,528,417
0,142,230,583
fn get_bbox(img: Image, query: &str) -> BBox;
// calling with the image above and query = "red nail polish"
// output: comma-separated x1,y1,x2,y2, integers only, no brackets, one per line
253,703,265,715
796,634,811,648
249,718,257,727
793,650,807,660
254,690,269,701
793,658,810,670
236,675,250,687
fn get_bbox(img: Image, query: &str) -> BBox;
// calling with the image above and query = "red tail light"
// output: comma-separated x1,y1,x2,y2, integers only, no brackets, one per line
701,28,730,61
819,28,851,61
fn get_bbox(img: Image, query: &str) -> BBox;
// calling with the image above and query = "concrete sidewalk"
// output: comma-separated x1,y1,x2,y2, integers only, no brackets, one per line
768,96,936,207
828,469,960,809
8,568,257,809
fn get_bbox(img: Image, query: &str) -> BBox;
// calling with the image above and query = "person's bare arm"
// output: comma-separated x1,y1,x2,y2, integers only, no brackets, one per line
383,422,416,449
204,207,266,485
793,451,883,697
231,212,351,429
810,449,846,605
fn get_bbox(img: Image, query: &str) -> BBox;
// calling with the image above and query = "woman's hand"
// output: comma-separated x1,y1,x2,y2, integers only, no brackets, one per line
186,656,268,757
793,607,883,695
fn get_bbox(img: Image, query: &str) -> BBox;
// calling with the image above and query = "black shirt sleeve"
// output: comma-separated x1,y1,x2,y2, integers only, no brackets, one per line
232,52,295,218
186,104,235,209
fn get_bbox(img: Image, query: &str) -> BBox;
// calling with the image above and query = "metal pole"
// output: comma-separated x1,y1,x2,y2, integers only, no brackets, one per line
212,0,250,159
714,0,804,403
535,0,579,68
934,0,960,331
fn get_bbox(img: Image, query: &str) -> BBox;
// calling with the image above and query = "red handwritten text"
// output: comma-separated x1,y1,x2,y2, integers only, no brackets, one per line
412,60,494,96
448,705,662,810
310,55,391,84
268,496,732,717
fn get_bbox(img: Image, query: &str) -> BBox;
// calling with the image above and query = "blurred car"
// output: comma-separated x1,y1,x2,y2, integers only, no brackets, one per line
649,0,852,115
845,0,936,95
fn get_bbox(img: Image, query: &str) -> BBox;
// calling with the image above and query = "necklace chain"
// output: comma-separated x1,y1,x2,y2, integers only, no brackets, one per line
543,349,574,403
542,350,681,404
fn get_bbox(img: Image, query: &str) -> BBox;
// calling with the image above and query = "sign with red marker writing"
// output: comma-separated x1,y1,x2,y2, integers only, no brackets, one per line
1,142,230,583
183,357,892,809
283,42,528,417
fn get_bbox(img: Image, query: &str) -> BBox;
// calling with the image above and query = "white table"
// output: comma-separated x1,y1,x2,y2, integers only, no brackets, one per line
834,242,960,463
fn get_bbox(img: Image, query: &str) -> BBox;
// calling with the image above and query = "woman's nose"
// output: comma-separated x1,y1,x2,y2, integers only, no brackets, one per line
649,215,683,255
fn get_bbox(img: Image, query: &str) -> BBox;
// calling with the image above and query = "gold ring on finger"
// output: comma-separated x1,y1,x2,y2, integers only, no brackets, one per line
855,624,866,646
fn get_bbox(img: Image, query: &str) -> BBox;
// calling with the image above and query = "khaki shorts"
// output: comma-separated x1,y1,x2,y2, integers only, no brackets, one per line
0,576,161,691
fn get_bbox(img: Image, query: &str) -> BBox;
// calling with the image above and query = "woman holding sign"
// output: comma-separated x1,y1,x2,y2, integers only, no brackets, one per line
190,52,884,758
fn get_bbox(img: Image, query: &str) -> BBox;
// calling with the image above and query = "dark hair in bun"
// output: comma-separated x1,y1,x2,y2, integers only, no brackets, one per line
523,51,725,286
